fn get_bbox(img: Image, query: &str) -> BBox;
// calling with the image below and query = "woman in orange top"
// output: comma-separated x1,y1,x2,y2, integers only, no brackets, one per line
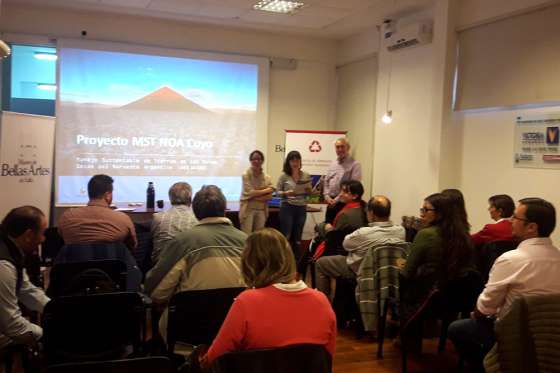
203,228,336,365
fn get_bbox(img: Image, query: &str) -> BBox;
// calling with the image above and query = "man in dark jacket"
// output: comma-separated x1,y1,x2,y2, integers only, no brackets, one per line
0,206,50,349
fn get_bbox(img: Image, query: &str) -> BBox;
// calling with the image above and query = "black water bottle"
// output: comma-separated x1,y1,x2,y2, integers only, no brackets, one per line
146,182,155,209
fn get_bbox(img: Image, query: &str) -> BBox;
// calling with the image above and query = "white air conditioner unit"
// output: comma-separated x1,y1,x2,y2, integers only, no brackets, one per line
385,22,433,52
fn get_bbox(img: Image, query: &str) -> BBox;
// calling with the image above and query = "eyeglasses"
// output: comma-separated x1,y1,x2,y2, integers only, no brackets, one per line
419,207,436,214
511,215,530,222
250,158,263,162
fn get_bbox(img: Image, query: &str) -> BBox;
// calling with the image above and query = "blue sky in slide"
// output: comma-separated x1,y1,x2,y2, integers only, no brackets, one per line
59,48,258,110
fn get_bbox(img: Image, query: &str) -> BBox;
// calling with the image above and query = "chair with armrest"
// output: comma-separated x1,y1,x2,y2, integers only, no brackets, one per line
47,259,127,297
45,356,175,373
210,344,332,373
483,293,560,373
42,292,145,365
54,242,141,291
167,287,246,354
355,242,410,358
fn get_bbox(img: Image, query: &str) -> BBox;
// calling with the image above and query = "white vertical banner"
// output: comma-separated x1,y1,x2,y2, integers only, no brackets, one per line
284,130,346,175
0,111,55,221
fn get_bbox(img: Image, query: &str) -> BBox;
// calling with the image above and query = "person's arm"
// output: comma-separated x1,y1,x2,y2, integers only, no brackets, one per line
471,224,493,247
204,295,247,364
276,175,293,197
57,212,68,241
150,257,186,303
343,227,368,253
350,161,362,181
253,192,273,202
475,255,513,316
0,261,44,343
18,269,49,312
125,215,138,251
303,174,313,195
323,168,336,204
151,213,162,236
401,229,435,279
241,174,272,200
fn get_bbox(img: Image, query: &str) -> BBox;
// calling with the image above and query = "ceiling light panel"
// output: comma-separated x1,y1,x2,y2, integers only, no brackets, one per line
253,0,304,14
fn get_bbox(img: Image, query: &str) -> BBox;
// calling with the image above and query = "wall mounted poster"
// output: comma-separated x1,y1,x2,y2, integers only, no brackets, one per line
0,111,55,222
514,114,560,169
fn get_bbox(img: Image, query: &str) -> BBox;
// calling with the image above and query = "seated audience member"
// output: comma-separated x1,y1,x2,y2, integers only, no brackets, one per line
239,150,274,234
0,206,50,349
151,182,198,264
401,193,473,320
317,180,368,256
324,180,368,234
449,198,560,373
442,188,471,232
147,185,247,341
471,194,515,247
58,174,137,251
203,228,336,366
315,195,405,300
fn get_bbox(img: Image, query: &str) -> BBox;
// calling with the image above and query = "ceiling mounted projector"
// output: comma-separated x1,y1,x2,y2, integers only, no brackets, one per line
0,40,11,58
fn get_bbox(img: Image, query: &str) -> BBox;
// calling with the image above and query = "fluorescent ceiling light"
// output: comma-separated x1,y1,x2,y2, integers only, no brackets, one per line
37,83,57,91
34,52,58,61
253,0,304,14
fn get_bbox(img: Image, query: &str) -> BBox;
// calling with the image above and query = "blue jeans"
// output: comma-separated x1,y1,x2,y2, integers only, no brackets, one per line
279,203,307,257
448,318,495,373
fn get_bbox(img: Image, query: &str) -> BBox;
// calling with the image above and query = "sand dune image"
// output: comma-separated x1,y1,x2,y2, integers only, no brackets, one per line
119,86,211,113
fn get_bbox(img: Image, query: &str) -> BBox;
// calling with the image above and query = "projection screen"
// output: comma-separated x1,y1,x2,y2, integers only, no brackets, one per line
55,39,269,205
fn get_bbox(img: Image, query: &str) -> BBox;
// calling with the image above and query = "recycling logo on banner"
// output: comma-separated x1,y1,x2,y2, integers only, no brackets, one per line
309,140,322,152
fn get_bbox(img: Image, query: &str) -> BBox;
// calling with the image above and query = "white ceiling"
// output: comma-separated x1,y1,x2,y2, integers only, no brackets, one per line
5,0,434,39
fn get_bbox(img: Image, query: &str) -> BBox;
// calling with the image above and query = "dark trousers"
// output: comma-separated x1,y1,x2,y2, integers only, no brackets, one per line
448,318,495,373
279,204,307,258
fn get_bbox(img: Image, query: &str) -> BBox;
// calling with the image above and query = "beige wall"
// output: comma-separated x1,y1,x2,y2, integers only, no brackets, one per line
457,0,558,29
334,56,377,197
335,0,560,231
335,27,378,67
458,107,560,243
0,4,338,182
454,0,560,242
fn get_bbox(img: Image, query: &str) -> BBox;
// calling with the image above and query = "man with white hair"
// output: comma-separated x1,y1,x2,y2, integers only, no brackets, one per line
151,182,198,264
323,138,362,222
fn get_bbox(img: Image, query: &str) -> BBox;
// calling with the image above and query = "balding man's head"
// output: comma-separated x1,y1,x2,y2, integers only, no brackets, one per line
367,195,391,221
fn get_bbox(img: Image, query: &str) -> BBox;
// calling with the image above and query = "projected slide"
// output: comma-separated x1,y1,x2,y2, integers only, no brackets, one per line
56,43,267,204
